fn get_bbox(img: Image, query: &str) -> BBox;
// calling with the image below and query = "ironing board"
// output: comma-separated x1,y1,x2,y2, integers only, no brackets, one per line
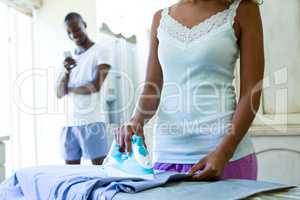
114,182,300,200
250,187,300,199
1,165,299,200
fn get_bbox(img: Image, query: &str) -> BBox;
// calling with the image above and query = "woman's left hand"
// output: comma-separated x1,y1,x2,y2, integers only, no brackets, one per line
188,149,231,181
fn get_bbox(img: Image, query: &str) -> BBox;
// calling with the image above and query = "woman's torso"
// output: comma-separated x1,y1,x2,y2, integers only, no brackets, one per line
153,0,255,164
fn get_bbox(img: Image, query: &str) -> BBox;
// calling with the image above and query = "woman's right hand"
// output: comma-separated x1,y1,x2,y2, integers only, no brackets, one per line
113,119,145,153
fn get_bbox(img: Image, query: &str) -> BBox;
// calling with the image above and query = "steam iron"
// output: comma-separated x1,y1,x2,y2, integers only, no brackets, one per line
103,135,155,180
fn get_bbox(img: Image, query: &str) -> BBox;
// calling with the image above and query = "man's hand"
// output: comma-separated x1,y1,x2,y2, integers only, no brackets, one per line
63,57,76,73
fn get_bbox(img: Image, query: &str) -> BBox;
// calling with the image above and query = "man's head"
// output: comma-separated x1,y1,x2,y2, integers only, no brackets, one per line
64,12,88,46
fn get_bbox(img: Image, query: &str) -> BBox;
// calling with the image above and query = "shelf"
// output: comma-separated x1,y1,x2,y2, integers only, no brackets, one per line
0,135,10,141
249,125,300,136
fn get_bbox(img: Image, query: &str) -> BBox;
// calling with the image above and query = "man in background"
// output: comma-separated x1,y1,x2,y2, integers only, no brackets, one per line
56,12,112,165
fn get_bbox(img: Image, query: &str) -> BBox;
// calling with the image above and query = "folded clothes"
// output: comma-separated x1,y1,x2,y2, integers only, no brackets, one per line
0,165,295,200
0,165,188,200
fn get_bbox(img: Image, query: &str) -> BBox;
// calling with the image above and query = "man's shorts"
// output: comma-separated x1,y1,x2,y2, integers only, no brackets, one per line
60,122,108,161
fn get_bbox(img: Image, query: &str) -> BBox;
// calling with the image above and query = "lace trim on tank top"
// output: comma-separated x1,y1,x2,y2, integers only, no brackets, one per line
159,0,242,43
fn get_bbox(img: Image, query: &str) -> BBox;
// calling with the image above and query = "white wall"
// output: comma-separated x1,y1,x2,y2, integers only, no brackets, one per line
32,0,98,165
250,0,300,186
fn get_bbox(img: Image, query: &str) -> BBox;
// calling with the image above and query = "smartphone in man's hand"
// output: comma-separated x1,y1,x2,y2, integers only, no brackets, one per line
63,51,77,72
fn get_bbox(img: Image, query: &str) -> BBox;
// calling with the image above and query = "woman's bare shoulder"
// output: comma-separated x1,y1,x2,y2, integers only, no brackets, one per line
237,0,261,22
235,0,262,32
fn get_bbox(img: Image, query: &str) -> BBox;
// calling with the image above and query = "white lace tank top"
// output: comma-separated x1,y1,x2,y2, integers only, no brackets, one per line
153,0,255,164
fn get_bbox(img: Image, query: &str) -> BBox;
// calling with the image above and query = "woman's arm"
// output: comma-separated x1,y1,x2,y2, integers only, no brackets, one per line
217,0,265,161
116,10,164,152
189,1,265,180
68,64,110,95
131,10,164,125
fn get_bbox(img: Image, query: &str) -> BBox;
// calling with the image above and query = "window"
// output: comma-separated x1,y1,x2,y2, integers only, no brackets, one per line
0,2,36,177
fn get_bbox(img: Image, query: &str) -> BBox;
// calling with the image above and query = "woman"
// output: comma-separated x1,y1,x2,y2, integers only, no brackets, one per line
115,0,264,181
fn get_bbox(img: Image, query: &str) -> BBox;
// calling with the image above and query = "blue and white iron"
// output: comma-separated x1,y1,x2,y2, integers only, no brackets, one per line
103,134,155,180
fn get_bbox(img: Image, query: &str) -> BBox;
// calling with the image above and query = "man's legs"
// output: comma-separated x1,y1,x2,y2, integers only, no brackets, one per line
81,122,109,165
61,126,82,164
91,156,106,165
66,160,81,165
